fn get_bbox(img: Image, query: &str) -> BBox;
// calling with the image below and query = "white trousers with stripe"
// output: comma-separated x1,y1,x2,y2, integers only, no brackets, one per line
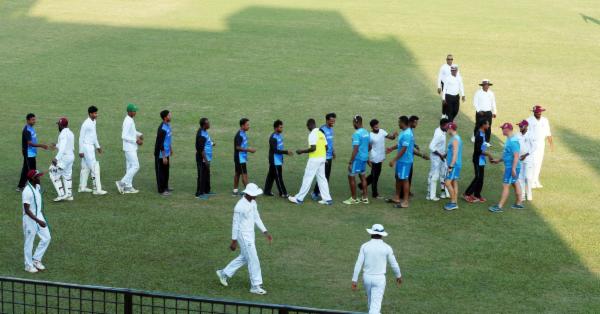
23,216,51,268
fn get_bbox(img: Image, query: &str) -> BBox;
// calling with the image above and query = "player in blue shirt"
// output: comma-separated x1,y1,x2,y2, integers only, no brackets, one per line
489,123,524,212
264,120,293,198
343,115,370,205
386,116,413,208
18,113,48,191
464,119,494,203
444,122,463,211
233,118,256,196
154,110,172,196
196,118,216,200
312,112,336,200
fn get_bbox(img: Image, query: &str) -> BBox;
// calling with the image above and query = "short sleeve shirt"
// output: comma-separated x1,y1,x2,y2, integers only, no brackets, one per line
22,183,43,218
398,128,414,164
352,128,370,162
503,135,521,169
369,129,388,163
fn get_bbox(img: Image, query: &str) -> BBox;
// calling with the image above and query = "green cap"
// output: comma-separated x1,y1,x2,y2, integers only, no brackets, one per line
126,103,138,112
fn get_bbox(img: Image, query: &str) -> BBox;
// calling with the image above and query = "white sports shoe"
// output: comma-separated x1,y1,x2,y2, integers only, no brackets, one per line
78,187,93,193
250,286,267,295
216,270,228,287
427,196,440,201
33,260,46,271
25,265,38,273
288,196,301,204
115,181,125,194
93,190,108,195
53,195,66,202
65,195,74,201
124,187,139,194
471,135,475,143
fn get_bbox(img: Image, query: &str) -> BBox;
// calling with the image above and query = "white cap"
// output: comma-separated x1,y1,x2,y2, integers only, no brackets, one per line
366,224,388,237
450,64,458,70
243,183,263,197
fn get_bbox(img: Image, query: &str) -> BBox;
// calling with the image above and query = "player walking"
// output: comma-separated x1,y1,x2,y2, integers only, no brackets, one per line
489,123,524,212
49,117,75,202
312,113,336,201
516,120,536,201
116,103,143,194
22,170,51,273
426,118,449,201
78,106,107,195
444,122,463,211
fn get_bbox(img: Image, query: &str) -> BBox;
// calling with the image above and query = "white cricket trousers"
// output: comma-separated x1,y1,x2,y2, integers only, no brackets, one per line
427,155,446,198
23,216,51,268
223,232,263,287
363,274,386,314
295,158,332,202
519,161,534,200
532,143,545,187
120,150,140,187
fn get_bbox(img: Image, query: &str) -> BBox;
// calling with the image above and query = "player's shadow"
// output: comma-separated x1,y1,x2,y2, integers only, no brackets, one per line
581,13,600,26
2,2,599,312
556,127,600,175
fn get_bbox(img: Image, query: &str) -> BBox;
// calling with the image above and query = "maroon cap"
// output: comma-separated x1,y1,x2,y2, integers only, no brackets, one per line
57,117,69,127
532,105,546,113
500,122,513,130
27,170,44,179
447,122,458,130
517,120,528,128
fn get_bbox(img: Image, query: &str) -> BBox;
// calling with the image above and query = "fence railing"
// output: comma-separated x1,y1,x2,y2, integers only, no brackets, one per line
0,276,360,314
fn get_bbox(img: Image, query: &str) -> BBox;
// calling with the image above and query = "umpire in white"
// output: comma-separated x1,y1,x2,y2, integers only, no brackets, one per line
352,224,402,314
216,183,272,295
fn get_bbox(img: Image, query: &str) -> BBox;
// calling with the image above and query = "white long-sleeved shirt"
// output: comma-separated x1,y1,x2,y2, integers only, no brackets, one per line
516,131,537,163
473,89,497,114
352,239,401,282
526,116,551,148
437,63,462,89
55,128,75,163
79,117,100,153
231,197,267,240
122,115,142,152
441,74,465,98
429,127,447,155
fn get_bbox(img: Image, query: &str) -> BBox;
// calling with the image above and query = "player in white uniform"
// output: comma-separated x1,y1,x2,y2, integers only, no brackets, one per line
49,117,75,202
427,118,450,201
526,105,553,188
352,224,402,314
116,103,143,194
78,106,107,195
22,170,51,273
516,120,537,201
216,183,272,295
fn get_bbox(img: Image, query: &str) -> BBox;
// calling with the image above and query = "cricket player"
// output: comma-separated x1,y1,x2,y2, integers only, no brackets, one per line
526,105,553,189
344,115,370,205
463,119,493,203
196,117,215,200
312,113,336,201
18,113,48,192
49,117,75,202
362,119,397,199
516,120,536,201
489,123,524,212
386,116,413,208
216,183,272,295
154,110,172,196
78,106,107,195
427,118,449,201
444,122,463,211
264,120,292,198
22,170,51,273
288,119,333,205
399,115,429,198
352,224,402,314
116,103,143,194
233,118,256,196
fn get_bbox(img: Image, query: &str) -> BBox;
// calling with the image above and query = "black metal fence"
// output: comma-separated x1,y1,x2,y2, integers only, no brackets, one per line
0,277,359,314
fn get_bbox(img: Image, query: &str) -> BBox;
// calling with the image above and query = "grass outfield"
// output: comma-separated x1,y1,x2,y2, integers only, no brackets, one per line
1,0,600,312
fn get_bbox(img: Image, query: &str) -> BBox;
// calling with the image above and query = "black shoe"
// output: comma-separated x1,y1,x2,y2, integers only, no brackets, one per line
264,192,275,197
280,193,289,198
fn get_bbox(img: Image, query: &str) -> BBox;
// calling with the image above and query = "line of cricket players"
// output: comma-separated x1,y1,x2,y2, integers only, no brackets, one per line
17,101,553,313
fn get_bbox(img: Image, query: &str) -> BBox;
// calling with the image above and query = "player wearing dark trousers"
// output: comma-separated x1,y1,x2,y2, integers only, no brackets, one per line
464,120,491,202
365,162,382,197
196,118,214,199
474,111,493,142
443,94,460,122
264,120,292,197
154,110,172,196
18,114,47,191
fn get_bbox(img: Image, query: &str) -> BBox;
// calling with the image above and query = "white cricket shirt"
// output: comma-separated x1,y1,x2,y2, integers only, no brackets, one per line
352,239,401,281
122,115,142,152
231,197,267,240
473,89,497,114
369,129,389,163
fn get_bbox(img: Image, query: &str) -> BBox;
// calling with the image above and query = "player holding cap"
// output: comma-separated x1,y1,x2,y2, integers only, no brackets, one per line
444,122,463,211
352,224,402,314
49,117,75,202
516,120,536,201
78,106,107,195
216,183,272,295
116,103,143,194
489,123,524,212
22,170,51,273
344,115,370,205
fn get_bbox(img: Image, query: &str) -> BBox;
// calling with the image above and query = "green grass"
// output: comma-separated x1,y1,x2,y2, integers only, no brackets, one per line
1,0,600,312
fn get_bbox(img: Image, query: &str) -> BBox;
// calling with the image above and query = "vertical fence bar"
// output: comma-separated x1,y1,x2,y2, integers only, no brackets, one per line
124,291,133,314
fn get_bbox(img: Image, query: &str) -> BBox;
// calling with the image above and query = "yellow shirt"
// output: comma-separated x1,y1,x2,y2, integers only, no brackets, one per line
308,128,327,159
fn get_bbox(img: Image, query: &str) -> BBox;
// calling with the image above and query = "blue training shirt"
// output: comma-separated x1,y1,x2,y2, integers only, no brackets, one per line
273,133,284,166
503,135,521,169
25,125,38,157
201,129,213,162
352,128,370,162
159,122,172,158
234,130,248,163
320,125,334,160
397,128,414,164
446,134,463,167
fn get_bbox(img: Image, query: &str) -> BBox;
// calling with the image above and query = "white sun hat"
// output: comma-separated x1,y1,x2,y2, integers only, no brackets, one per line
243,183,263,197
366,224,388,237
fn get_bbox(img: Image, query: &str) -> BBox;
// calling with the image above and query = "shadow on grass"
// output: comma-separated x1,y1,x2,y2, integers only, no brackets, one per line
581,13,600,26
1,1,599,312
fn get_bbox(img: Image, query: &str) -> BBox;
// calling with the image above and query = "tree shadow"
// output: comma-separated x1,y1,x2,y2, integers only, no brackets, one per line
581,13,600,26
1,1,599,312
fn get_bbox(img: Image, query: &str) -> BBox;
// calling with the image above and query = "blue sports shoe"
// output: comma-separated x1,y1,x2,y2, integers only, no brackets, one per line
197,194,209,200
444,202,458,211
205,191,217,196
488,205,504,213
311,192,320,201
511,204,525,209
